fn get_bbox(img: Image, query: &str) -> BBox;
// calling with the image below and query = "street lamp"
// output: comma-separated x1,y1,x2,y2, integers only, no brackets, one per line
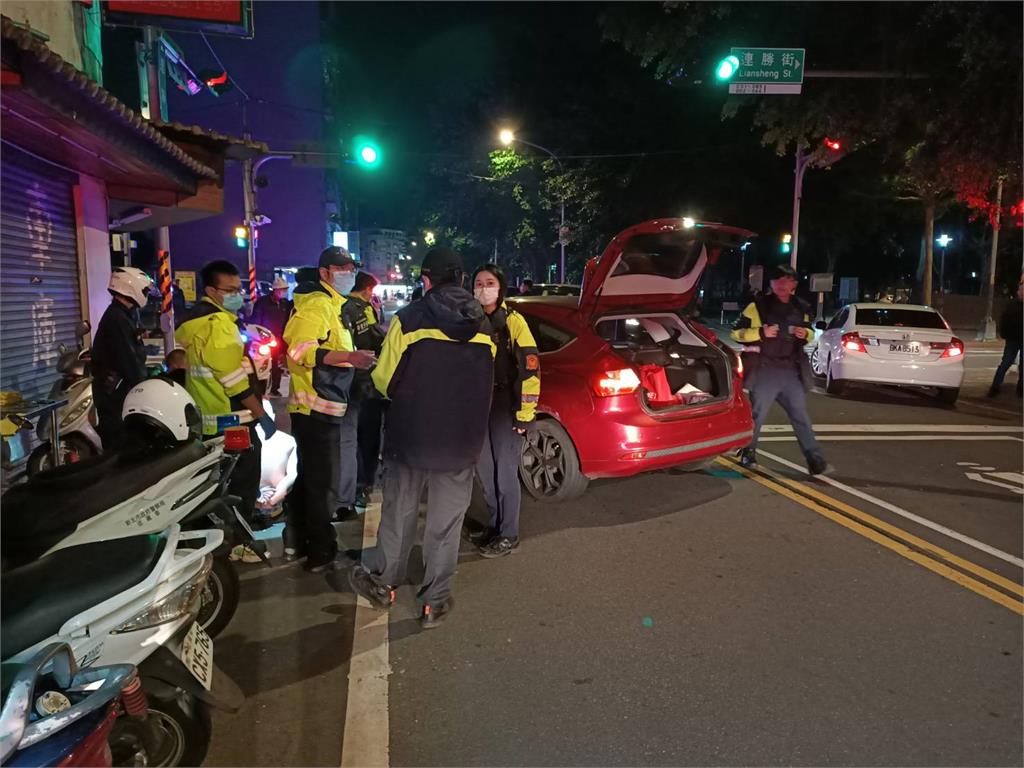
497,128,567,282
424,231,436,246
936,234,953,296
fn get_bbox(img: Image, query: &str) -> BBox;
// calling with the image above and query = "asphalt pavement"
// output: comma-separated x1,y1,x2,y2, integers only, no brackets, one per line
204,352,1022,767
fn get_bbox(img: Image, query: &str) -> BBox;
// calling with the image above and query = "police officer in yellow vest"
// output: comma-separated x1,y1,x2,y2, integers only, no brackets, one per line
177,260,276,529
284,247,376,572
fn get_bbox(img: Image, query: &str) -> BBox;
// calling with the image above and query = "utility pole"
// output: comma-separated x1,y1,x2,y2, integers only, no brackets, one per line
139,27,174,351
790,146,812,271
983,179,1004,340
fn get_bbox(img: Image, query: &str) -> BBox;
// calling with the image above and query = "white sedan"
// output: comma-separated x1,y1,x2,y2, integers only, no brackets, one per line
811,303,965,404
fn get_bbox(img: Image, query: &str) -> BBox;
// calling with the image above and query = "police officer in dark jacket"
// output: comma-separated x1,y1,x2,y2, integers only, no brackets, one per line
349,247,495,629
342,270,388,507
91,267,153,450
732,264,828,475
988,281,1023,398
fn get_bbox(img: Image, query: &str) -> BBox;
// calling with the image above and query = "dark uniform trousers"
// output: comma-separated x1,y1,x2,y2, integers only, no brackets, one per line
366,458,474,607
476,395,523,539
286,412,341,565
748,362,823,462
357,397,386,490
217,422,261,530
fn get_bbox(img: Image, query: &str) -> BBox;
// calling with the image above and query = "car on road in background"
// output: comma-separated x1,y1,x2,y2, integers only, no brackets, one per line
522,283,581,297
509,218,754,501
810,303,965,404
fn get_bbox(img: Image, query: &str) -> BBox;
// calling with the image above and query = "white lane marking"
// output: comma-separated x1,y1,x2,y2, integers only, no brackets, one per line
341,501,390,768
761,435,1023,442
755,448,1024,569
964,473,1024,494
763,424,1023,433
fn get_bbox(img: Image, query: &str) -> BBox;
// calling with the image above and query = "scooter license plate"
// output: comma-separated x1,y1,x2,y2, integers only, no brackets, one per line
179,622,214,691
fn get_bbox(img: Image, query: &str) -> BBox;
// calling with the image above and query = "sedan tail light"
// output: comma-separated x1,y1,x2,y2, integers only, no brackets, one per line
937,337,965,359
593,367,641,397
841,332,866,353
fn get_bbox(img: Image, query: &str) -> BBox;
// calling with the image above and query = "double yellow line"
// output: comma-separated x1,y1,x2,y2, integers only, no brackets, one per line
716,457,1024,616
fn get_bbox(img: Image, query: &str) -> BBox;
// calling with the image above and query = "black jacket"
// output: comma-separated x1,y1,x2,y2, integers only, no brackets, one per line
373,284,494,471
251,294,292,339
999,298,1022,344
91,301,147,417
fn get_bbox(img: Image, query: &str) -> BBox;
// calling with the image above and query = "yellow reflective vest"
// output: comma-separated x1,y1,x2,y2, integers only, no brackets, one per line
177,298,252,436
284,280,355,421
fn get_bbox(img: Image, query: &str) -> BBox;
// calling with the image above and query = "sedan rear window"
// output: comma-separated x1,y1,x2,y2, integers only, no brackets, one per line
855,308,947,329
611,233,706,279
522,315,576,353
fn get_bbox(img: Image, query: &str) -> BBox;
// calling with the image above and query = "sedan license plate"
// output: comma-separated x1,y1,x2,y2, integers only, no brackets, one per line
179,622,214,690
889,342,920,354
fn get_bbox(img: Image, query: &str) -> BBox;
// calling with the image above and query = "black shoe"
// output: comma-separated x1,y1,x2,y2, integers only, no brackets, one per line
419,600,452,629
807,456,832,476
478,536,520,558
467,526,496,546
348,566,395,610
334,506,358,522
738,447,758,469
269,389,282,397
354,488,371,509
988,386,1000,398
304,552,338,574
284,547,306,563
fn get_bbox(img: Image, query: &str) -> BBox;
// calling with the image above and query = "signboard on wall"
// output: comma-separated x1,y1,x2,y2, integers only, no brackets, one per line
175,270,196,303
103,1,253,37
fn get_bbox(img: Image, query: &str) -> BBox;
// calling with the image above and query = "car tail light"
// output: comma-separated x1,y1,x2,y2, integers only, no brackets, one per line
268,339,277,347
593,368,641,397
257,344,271,356
939,337,964,359
841,332,866,353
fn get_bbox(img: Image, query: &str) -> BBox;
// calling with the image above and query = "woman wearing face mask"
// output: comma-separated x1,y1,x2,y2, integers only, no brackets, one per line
470,264,541,557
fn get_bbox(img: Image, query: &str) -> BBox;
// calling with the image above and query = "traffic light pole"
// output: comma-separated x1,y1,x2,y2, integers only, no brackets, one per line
982,179,1004,340
790,146,812,271
242,153,291,302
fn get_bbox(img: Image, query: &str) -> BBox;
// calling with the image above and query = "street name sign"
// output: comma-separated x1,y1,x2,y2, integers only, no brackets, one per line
727,47,805,95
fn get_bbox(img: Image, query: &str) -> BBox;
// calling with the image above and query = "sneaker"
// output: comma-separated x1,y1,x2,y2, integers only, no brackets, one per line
467,526,496,546
229,544,263,564
269,389,282,397
334,506,357,522
348,566,395,610
807,456,833,477
354,488,371,509
419,601,452,629
284,547,306,563
478,536,520,559
738,447,758,469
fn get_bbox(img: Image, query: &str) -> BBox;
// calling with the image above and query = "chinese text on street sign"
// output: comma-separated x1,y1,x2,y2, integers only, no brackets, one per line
728,47,805,95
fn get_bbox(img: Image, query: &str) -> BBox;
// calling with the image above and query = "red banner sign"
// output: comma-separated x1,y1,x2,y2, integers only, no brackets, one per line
106,1,242,23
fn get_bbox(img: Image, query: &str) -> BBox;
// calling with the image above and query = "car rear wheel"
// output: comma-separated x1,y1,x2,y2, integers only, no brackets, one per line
825,356,846,396
519,419,589,502
936,387,960,406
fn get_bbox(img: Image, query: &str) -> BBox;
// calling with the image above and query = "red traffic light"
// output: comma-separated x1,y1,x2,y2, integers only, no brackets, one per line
824,137,842,151
206,71,229,88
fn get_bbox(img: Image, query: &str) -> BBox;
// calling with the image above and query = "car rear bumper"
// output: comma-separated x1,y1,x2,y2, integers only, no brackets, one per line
577,390,753,478
832,355,964,389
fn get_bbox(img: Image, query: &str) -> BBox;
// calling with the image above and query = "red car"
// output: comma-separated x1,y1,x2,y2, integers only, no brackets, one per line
510,218,755,501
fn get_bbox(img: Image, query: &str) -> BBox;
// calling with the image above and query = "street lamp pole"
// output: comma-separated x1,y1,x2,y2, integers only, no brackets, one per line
790,146,812,271
502,134,567,282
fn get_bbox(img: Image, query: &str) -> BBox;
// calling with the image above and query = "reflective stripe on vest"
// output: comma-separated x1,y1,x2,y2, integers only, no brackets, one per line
290,389,347,417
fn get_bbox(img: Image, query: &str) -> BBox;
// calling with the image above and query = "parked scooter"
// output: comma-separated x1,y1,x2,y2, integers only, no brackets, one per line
1,643,136,767
1,524,241,767
3,379,258,638
27,322,100,477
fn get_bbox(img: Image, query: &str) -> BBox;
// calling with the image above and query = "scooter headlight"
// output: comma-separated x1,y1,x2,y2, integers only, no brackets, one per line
60,396,93,429
112,556,212,633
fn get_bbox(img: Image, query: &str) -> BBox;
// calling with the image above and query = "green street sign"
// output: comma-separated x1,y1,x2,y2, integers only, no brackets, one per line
727,47,805,94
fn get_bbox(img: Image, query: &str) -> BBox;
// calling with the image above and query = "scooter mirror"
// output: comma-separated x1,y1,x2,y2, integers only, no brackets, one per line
75,321,91,340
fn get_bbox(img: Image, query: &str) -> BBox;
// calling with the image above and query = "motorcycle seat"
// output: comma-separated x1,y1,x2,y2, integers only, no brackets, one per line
1,535,164,660
1,440,208,565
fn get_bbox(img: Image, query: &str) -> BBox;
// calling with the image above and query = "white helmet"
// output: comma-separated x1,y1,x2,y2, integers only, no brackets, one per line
122,378,201,444
109,267,154,308
272,276,288,290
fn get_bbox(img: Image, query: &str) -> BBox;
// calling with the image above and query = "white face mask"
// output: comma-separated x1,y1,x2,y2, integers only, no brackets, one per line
474,286,500,306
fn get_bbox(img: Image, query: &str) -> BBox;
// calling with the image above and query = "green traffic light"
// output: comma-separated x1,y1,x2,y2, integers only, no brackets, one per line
351,134,381,169
360,145,378,165
716,55,740,81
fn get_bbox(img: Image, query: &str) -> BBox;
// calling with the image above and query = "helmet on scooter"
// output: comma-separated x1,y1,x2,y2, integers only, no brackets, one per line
108,267,154,308
122,378,201,444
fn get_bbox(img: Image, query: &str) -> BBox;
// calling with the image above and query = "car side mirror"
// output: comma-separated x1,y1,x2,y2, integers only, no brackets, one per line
815,321,827,331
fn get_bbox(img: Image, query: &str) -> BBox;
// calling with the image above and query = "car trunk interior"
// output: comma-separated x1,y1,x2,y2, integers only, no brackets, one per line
596,313,732,412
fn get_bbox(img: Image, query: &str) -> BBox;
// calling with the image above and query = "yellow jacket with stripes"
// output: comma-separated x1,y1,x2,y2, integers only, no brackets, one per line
177,297,252,436
499,305,541,426
283,280,355,422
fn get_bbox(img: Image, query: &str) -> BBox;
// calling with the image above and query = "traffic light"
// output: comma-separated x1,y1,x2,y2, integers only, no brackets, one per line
823,137,842,151
234,225,249,249
201,70,233,97
352,135,382,170
781,233,792,255
715,55,740,81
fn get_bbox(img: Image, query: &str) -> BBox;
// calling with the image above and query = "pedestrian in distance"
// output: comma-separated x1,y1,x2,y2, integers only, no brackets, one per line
164,347,187,387
251,276,293,397
519,278,534,295
732,264,829,476
342,270,388,508
988,280,1023,399
469,264,541,558
177,260,278,559
91,267,154,451
283,247,375,572
349,247,495,629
